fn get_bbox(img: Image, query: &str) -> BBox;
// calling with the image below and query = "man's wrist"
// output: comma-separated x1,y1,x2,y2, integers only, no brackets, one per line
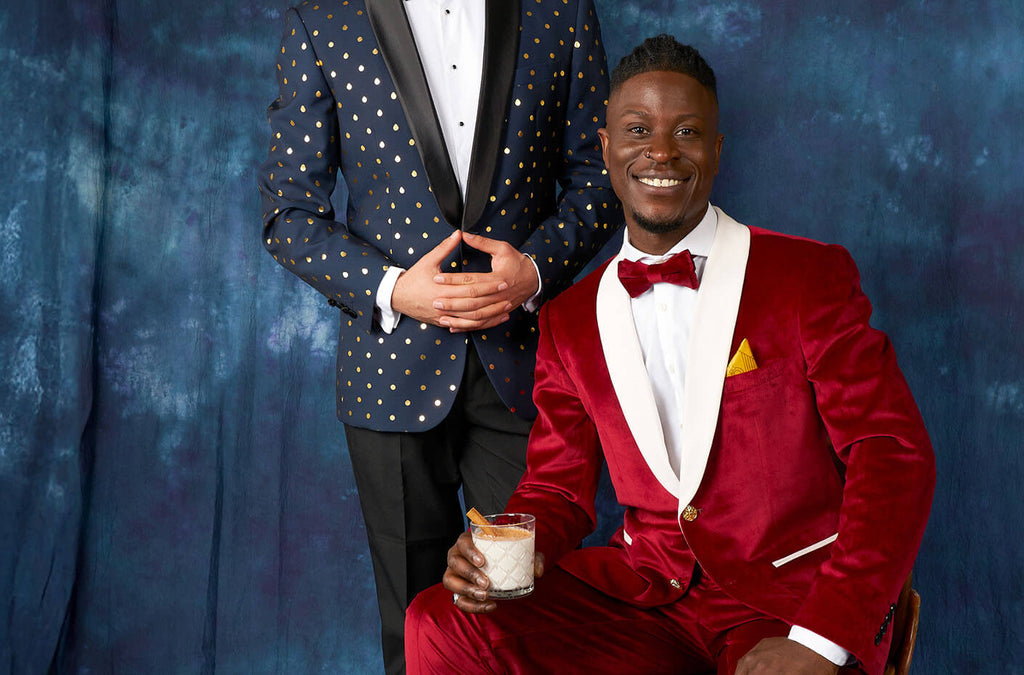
376,266,405,333
787,625,854,667
522,254,543,312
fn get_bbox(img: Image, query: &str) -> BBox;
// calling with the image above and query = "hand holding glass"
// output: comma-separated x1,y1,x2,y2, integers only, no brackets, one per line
469,513,536,599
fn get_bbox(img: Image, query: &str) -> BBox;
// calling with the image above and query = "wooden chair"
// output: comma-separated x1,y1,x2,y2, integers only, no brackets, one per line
883,574,921,675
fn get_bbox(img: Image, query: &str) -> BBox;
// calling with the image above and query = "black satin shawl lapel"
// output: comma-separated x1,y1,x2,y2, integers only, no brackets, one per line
366,0,463,226
462,0,521,228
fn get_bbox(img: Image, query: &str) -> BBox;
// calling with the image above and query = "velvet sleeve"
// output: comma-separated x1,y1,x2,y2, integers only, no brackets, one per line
792,244,935,665
504,304,603,566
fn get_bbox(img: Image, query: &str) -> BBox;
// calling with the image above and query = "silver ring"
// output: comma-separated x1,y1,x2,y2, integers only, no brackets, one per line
452,592,460,605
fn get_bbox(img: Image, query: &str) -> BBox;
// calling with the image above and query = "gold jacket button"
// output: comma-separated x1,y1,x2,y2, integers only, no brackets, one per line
681,505,698,522
670,578,682,589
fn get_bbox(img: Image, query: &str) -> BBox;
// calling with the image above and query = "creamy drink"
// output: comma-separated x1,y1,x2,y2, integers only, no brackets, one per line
471,514,536,599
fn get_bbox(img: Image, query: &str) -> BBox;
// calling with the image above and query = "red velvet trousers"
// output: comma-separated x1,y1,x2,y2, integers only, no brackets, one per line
406,566,796,675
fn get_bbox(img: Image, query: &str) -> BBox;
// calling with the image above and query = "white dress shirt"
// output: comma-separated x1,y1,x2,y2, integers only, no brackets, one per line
621,205,854,667
375,0,541,332
403,0,484,196
620,207,716,478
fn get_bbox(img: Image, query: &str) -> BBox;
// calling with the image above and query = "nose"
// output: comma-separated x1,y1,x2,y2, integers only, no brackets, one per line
644,132,679,163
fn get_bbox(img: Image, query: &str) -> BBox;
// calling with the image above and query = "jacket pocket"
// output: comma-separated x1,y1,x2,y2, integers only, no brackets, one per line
771,532,838,568
722,358,787,395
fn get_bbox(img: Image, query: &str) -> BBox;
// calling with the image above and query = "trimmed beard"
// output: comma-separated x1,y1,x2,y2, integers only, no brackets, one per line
631,209,687,235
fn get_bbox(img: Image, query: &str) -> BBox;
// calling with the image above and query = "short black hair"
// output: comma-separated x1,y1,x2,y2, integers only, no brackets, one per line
609,34,717,100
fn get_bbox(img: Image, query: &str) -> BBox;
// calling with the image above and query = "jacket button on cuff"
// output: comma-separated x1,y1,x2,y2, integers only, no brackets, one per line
681,505,698,522
669,579,681,589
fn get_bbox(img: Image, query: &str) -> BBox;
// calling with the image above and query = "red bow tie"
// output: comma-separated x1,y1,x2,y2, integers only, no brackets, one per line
617,250,699,298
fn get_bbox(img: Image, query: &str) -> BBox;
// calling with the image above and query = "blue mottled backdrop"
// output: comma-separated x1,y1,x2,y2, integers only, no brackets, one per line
1,0,1021,673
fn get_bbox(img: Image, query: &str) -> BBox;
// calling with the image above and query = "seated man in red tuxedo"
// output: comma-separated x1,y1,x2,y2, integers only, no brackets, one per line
404,35,935,675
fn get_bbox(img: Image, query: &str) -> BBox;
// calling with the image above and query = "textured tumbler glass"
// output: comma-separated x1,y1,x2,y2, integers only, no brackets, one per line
470,513,536,599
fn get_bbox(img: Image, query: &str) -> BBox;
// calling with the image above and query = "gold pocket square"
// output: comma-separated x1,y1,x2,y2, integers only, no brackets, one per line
726,338,758,377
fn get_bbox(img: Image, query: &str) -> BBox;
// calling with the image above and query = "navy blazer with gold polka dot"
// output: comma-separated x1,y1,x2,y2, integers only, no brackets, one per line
259,0,621,432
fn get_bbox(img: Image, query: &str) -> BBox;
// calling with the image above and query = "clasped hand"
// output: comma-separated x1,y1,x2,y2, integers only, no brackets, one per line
391,230,539,332
443,531,545,614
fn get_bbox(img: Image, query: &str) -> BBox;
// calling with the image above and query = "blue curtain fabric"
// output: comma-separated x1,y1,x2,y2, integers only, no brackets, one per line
1,1,1021,672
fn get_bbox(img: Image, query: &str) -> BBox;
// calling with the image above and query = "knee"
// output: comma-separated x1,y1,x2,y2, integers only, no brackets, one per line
406,583,450,646
406,584,480,673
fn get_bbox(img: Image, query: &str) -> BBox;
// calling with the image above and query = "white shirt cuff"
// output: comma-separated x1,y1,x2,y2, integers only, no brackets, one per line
375,266,404,334
522,255,543,313
788,625,855,667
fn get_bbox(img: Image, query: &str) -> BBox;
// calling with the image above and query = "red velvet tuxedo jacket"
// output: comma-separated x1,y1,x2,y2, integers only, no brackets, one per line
505,208,935,675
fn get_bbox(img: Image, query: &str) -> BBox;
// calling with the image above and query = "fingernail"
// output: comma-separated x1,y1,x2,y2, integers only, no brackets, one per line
497,282,508,291
433,301,443,309
472,554,483,565
440,318,450,327
433,275,444,283
474,589,487,600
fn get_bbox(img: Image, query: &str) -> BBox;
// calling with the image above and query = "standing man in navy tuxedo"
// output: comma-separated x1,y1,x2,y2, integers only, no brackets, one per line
258,1,620,672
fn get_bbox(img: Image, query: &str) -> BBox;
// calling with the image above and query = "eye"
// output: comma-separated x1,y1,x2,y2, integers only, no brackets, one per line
675,127,696,137
627,125,648,135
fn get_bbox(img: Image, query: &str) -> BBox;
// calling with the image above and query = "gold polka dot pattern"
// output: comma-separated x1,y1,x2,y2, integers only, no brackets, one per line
257,0,622,431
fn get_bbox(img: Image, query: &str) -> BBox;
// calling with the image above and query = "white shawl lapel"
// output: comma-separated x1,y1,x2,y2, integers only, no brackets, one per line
596,255,678,497
677,208,750,509
595,208,750,506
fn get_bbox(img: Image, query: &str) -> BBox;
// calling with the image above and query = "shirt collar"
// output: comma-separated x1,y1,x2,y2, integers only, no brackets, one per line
619,204,718,264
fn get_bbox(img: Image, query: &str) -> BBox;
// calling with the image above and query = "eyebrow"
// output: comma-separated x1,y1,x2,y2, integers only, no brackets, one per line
619,109,706,122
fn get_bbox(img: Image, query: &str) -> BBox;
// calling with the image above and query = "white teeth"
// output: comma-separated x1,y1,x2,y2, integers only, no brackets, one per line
637,177,682,187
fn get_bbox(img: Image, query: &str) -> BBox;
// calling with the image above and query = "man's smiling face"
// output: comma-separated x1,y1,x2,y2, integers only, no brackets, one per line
598,70,724,254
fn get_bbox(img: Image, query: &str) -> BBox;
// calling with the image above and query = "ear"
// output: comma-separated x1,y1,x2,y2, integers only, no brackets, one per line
713,133,724,176
598,127,610,169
